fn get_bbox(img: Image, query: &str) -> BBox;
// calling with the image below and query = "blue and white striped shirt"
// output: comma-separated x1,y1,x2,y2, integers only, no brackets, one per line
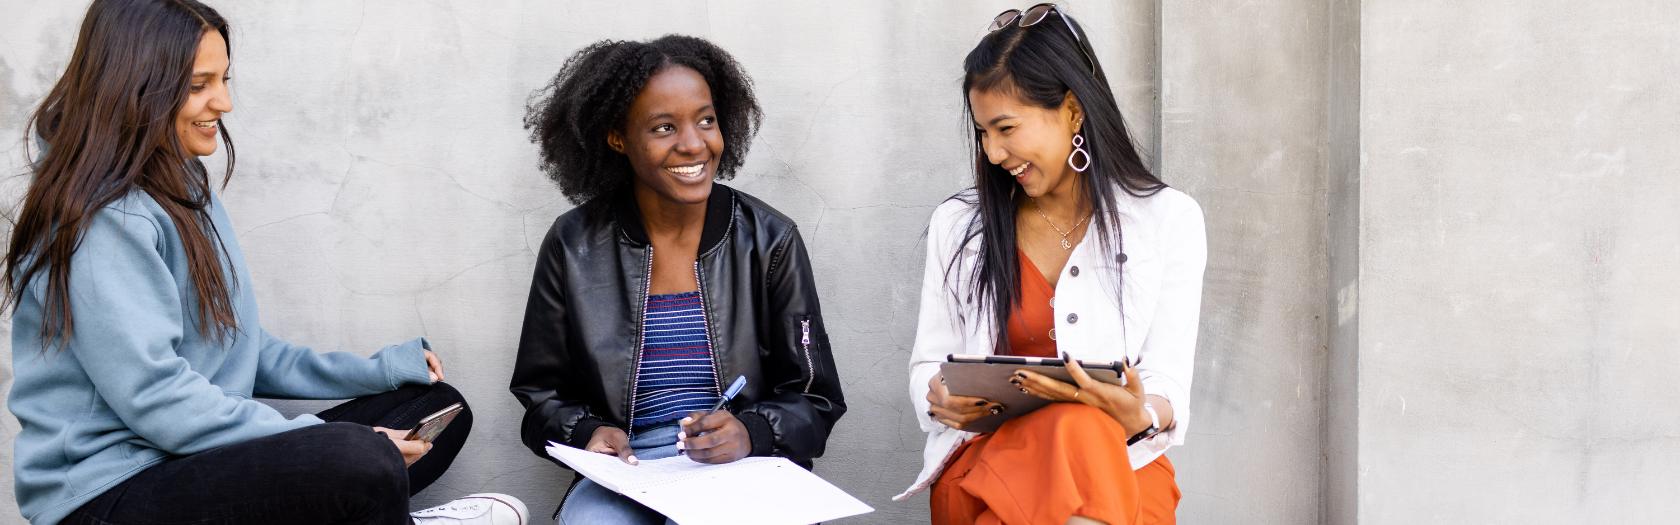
631,291,721,428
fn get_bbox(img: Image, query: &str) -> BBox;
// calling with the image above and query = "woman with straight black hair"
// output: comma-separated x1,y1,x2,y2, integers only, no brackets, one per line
901,4,1207,524
5,1,524,523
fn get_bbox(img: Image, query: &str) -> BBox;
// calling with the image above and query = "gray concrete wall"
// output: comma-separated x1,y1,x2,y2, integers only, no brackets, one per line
1355,1,1680,522
1159,2,1329,523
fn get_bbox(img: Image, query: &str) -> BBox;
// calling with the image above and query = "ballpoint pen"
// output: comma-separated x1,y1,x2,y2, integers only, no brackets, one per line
679,375,746,454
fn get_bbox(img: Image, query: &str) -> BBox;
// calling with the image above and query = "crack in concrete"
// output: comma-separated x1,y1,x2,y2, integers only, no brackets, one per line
830,203,937,211
239,211,328,236
788,69,865,162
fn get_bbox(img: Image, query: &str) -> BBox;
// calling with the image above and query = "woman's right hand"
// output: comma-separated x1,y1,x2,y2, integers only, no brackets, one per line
372,426,431,467
586,426,639,465
926,372,1003,431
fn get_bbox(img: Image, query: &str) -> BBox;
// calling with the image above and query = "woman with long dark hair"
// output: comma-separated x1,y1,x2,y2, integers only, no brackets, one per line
4,1,524,523
901,4,1207,524
512,35,845,523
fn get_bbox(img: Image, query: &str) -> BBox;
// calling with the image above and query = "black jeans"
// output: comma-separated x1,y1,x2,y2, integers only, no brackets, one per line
63,382,471,525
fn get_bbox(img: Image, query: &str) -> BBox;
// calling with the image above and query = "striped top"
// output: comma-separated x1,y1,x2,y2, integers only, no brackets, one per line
631,291,722,428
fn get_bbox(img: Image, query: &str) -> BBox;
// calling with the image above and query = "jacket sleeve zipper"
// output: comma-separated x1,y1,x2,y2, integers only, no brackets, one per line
800,317,816,393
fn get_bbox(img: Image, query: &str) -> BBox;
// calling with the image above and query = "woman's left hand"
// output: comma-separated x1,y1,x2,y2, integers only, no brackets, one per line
678,411,751,464
424,350,445,383
1013,353,1151,435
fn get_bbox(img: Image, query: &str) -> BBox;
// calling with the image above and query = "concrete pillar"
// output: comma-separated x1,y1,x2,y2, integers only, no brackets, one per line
1159,1,1331,523
1326,0,1361,522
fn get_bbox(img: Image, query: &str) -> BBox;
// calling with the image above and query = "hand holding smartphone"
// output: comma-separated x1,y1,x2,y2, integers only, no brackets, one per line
403,402,464,443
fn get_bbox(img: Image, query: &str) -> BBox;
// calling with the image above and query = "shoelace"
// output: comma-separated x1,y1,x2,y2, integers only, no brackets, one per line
415,501,485,515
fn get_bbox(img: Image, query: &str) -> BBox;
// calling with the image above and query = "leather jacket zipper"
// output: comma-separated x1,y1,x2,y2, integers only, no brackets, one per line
626,246,654,436
800,317,815,393
695,261,724,396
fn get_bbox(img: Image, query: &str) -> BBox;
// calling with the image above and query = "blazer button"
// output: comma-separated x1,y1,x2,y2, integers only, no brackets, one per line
1069,266,1080,277
1117,253,1129,264
1067,313,1079,324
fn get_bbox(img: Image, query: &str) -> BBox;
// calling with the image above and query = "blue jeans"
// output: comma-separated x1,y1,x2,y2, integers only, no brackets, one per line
557,423,682,525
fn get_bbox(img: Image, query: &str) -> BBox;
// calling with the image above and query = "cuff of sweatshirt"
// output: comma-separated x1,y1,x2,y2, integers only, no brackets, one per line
374,337,433,390
738,411,776,457
567,417,611,450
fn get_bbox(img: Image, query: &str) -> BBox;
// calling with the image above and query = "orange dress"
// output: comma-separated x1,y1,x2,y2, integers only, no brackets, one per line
930,251,1181,525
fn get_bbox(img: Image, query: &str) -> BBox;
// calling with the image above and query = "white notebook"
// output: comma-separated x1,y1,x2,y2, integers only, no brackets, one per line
545,442,873,524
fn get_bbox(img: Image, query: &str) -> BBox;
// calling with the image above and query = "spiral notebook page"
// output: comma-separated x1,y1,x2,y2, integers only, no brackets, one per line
547,442,872,524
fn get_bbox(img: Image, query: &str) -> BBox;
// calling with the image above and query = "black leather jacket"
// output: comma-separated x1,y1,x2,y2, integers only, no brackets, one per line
511,184,845,468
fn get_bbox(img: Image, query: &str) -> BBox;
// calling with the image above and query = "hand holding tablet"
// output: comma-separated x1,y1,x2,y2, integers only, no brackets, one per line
936,354,1128,433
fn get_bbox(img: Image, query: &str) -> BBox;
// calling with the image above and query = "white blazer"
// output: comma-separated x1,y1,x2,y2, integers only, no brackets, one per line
896,185,1207,501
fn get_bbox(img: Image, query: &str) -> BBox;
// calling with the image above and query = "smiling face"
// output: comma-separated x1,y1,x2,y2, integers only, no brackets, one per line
609,65,723,207
175,30,232,158
968,86,1084,199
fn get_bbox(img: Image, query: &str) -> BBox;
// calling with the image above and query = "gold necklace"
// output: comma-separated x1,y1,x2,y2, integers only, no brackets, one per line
1032,199,1090,251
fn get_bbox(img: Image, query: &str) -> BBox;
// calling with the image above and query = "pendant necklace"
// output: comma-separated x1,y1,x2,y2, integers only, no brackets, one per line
1032,199,1089,251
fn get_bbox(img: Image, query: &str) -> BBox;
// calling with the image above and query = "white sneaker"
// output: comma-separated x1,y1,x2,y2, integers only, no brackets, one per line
411,493,529,525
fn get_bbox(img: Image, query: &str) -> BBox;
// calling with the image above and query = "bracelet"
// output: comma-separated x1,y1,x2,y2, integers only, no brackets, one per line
1125,402,1162,446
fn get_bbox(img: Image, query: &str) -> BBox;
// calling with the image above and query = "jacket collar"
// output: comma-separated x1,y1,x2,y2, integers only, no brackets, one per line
613,182,735,253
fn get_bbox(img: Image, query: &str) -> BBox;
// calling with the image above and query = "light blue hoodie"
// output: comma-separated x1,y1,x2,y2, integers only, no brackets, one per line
8,189,432,525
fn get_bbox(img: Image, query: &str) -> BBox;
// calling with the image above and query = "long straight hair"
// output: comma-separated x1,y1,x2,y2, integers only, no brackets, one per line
951,10,1165,352
4,0,238,348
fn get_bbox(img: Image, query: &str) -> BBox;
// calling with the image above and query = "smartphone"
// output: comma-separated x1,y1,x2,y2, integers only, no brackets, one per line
404,402,465,443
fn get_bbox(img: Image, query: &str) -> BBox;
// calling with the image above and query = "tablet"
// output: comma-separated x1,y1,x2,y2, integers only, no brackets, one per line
937,354,1127,433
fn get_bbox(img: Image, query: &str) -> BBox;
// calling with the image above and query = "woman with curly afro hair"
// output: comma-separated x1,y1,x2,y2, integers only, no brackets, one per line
510,35,846,523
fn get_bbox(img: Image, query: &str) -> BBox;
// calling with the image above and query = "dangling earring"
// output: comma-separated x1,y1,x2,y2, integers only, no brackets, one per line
1067,133,1091,173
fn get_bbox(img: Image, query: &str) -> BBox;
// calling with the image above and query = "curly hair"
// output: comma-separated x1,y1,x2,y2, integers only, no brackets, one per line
524,35,763,205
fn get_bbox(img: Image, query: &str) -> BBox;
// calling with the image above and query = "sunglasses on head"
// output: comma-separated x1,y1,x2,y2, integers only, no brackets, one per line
987,3,1098,76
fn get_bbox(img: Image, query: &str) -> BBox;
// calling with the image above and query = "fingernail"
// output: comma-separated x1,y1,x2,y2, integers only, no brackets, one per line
628,456,639,464
940,377,947,384
1061,351,1072,361
680,417,693,425
973,400,986,406
676,441,685,450
1019,388,1028,394
927,410,936,417
677,431,686,440
1009,378,1021,386
989,405,1004,415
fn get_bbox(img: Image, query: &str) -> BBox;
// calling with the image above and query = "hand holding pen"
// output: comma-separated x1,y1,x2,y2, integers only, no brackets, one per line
677,375,752,464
